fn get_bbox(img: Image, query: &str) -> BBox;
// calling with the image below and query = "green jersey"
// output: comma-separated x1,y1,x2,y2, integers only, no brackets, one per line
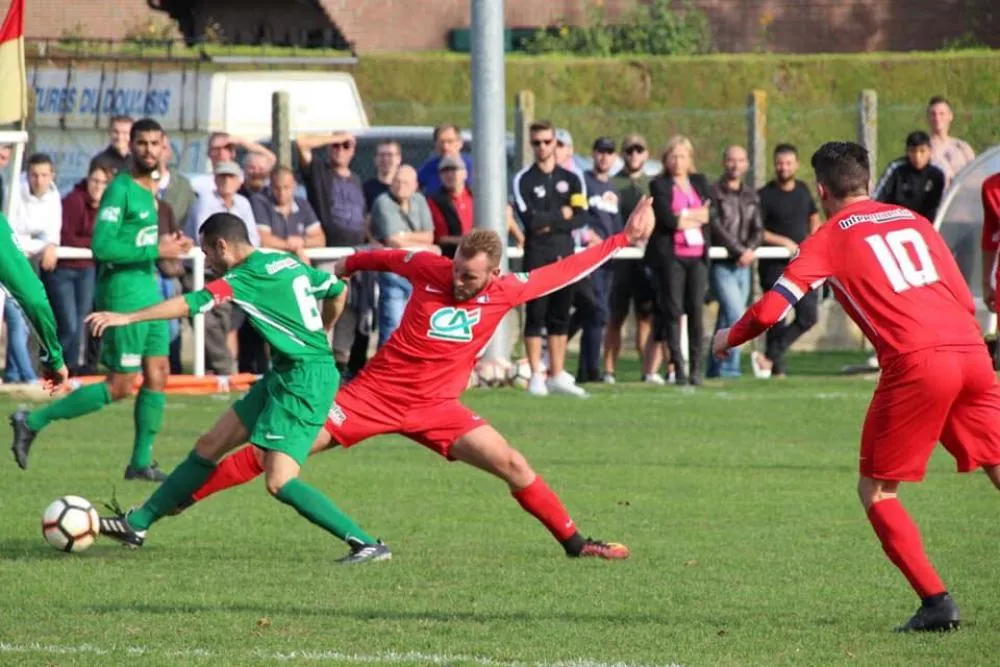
184,250,345,368
92,172,161,310
0,212,64,371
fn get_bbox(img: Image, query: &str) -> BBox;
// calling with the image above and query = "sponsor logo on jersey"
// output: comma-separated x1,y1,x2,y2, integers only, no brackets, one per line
476,294,489,304
427,306,482,342
838,208,915,230
556,180,569,194
98,206,122,223
138,210,151,220
135,225,159,247
328,403,347,426
514,272,529,282
266,257,298,274
425,284,444,294
533,185,546,199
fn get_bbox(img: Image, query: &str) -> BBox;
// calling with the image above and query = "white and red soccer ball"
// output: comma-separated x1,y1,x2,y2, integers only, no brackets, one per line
42,496,100,553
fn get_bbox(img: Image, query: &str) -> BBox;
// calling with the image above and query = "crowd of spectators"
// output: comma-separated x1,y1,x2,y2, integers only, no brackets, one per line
0,95,988,387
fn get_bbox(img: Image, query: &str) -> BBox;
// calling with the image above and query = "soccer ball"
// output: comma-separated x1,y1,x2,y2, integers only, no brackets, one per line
508,358,532,389
42,496,100,553
476,358,512,388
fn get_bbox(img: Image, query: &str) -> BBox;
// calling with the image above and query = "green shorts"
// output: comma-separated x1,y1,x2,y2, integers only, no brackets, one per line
100,320,170,372
232,359,339,465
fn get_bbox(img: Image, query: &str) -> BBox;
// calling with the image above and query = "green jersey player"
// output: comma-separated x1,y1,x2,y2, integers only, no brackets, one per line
11,118,193,479
90,212,387,563
0,210,67,392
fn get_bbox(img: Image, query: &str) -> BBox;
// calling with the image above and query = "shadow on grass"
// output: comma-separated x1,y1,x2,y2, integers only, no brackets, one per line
0,537,143,561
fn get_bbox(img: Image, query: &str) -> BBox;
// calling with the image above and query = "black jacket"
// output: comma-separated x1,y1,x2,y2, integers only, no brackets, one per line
512,163,588,264
647,172,716,264
710,179,763,258
873,158,945,221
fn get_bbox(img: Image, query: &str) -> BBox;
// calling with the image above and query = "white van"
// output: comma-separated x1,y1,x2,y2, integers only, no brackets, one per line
25,64,368,193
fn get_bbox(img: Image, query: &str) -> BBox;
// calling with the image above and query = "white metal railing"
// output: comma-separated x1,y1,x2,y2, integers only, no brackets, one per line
49,245,794,377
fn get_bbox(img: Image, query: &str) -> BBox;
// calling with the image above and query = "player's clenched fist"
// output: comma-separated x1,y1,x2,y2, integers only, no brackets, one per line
623,195,654,245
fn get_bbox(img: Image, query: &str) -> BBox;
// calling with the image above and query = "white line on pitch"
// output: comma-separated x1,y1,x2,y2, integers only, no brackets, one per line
0,642,683,667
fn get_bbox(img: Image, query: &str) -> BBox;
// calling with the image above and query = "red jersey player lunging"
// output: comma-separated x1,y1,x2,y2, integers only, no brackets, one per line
181,197,657,561
713,141,1000,632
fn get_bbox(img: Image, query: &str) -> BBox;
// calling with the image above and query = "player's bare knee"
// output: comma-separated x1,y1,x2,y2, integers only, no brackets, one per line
106,376,135,401
265,470,296,496
501,447,535,487
857,476,898,510
142,359,170,392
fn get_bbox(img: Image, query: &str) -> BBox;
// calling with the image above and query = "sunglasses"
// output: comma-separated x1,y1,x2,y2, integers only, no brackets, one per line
330,141,354,150
531,138,554,147
624,145,646,155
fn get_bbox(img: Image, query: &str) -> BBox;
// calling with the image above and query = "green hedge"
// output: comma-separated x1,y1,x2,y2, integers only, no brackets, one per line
351,51,1000,181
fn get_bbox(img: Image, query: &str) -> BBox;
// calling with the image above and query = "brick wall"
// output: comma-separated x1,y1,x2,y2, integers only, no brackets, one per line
2,0,996,53
0,0,178,41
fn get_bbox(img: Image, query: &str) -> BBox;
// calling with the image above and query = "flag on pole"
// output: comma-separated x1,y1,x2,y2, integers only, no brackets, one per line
0,0,26,125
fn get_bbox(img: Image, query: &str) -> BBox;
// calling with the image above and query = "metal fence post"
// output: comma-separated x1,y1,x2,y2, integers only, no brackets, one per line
514,89,535,170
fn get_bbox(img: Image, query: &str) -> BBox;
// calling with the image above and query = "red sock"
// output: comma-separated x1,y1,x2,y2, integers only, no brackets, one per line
190,446,264,502
867,498,946,598
512,476,577,542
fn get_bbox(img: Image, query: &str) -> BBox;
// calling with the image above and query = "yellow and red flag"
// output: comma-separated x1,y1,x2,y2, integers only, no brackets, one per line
0,0,26,124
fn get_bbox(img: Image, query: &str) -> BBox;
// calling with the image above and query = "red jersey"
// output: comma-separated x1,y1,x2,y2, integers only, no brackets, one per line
343,233,630,402
729,199,981,364
980,173,1000,254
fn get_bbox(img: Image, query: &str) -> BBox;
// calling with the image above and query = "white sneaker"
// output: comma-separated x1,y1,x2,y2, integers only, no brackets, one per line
601,372,616,385
527,373,549,396
547,371,588,397
750,351,772,379
643,373,666,385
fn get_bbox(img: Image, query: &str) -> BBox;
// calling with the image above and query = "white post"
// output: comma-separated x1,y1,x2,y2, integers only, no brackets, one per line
192,249,206,377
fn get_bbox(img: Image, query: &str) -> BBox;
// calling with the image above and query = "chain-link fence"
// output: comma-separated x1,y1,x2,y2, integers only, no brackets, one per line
367,98,1000,186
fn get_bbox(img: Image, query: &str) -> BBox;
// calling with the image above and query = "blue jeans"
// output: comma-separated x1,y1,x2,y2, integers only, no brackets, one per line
707,262,751,378
43,266,96,370
4,297,36,383
377,272,412,348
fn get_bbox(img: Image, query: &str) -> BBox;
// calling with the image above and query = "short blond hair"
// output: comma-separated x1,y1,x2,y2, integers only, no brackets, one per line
661,135,696,171
457,229,503,268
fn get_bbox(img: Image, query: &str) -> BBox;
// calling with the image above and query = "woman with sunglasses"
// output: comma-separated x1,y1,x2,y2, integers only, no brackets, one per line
646,135,715,386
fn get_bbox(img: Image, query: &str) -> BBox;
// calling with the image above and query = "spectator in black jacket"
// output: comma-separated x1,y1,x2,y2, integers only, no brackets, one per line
647,135,714,386
512,120,589,398
873,131,946,221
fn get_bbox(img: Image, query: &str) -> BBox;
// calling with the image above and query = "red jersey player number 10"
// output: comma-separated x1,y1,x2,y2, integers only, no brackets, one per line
864,229,940,293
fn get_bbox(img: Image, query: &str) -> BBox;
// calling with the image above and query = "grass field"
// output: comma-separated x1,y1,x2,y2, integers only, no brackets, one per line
2,351,998,667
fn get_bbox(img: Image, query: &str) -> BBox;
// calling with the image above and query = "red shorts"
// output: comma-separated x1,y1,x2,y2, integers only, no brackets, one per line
860,347,1000,481
323,379,487,459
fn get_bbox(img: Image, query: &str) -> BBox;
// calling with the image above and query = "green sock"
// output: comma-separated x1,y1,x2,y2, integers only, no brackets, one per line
275,478,377,544
128,451,216,531
26,382,111,432
131,388,165,469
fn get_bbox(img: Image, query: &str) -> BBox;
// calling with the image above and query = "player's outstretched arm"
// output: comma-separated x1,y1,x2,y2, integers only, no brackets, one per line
714,227,832,359
87,296,191,336
509,196,654,305
335,247,448,281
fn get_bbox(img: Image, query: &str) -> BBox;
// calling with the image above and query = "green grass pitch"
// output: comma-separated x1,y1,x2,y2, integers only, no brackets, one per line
1,352,997,666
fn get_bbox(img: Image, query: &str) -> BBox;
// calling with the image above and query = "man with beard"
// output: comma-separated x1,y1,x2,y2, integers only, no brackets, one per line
751,143,822,379
11,118,193,481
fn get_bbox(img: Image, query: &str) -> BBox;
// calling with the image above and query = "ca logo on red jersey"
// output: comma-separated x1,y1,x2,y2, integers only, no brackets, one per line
427,307,482,342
